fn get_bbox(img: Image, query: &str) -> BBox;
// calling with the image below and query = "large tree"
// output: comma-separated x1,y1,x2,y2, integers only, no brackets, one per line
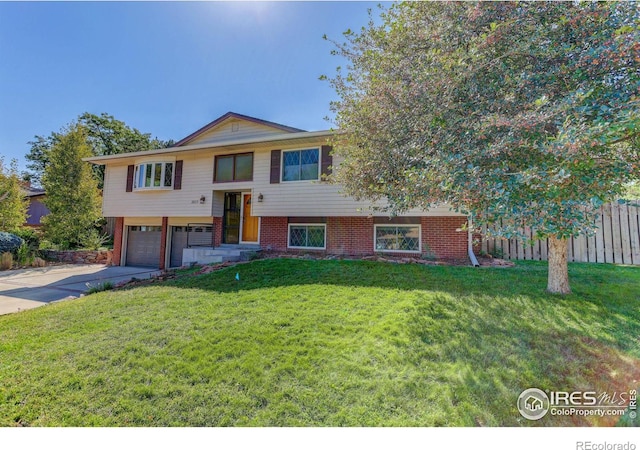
41,125,102,249
326,2,640,294
0,157,28,231
26,113,173,188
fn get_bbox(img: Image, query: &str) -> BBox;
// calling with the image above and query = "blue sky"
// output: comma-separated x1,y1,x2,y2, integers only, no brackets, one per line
0,1,388,172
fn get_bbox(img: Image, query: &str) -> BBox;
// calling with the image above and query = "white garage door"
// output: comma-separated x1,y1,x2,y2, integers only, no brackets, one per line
126,226,162,268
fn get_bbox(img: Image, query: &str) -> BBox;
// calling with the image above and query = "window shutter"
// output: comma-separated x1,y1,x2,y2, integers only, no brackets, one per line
270,150,281,184
126,165,134,192
321,145,333,178
174,160,183,190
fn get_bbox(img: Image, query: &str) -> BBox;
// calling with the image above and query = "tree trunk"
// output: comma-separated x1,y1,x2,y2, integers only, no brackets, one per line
547,236,571,294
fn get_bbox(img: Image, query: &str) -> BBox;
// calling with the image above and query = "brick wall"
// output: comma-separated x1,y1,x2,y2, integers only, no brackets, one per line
259,217,288,251
212,217,223,247
258,215,468,260
421,216,468,260
327,216,374,255
112,217,124,266
159,217,168,270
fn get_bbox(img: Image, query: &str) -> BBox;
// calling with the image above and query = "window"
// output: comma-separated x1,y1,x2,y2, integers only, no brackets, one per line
214,153,253,182
129,226,162,232
134,162,174,190
375,225,421,253
282,148,319,182
288,224,326,249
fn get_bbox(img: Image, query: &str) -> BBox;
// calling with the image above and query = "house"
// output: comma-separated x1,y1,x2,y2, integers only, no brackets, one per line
23,184,50,227
84,112,470,269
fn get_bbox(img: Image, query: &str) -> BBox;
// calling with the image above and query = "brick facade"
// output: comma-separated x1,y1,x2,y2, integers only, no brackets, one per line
212,216,223,247
421,216,468,260
259,215,468,260
112,217,124,266
259,217,288,251
326,216,375,255
159,217,169,270
114,215,468,267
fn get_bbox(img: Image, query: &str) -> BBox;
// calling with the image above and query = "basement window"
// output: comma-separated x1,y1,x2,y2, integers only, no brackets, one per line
374,225,421,253
288,224,326,250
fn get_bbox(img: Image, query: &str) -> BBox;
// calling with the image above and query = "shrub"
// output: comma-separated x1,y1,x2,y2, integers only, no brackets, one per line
85,281,114,295
15,243,33,267
0,252,13,270
32,257,46,268
79,230,111,251
11,228,42,252
0,232,24,254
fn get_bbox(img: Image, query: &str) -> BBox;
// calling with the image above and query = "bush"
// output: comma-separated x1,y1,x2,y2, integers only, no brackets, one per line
11,228,42,252
0,252,13,270
85,281,114,295
15,243,33,267
0,232,24,254
79,230,111,251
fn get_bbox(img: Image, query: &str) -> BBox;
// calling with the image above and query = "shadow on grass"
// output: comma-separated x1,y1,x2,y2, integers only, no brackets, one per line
165,258,640,426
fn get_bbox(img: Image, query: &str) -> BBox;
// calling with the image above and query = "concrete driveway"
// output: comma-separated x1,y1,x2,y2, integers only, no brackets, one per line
0,264,161,315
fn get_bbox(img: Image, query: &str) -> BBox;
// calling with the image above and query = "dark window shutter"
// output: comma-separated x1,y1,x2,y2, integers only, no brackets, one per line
321,145,333,178
126,165,134,192
174,160,183,190
270,150,281,184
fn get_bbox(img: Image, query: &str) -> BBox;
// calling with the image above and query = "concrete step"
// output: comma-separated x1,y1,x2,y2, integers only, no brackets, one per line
181,246,261,266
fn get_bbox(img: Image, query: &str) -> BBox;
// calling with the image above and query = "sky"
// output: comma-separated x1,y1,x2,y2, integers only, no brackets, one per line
0,1,389,172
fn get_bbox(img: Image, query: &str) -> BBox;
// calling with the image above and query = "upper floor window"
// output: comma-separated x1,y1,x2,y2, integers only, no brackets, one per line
214,153,253,182
134,162,174,190
282,148,319,182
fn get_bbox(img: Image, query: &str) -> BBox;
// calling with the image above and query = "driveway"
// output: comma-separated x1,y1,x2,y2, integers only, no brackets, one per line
0,264,161,315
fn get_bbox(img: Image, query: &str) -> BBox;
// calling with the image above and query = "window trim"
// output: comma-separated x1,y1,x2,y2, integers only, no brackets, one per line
214,152,254,183
133,161,175,191
281,147,321,183
374,224,422,254
287,223,327,250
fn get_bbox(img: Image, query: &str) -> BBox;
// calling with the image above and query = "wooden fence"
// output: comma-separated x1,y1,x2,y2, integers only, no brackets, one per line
481,201,640,265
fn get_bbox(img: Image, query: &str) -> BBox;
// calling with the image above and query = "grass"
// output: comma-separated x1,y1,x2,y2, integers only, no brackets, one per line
0,259,638,427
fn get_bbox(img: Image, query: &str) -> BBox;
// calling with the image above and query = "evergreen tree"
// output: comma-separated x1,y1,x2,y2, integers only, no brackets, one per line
0,157,28,231
41,124,102,249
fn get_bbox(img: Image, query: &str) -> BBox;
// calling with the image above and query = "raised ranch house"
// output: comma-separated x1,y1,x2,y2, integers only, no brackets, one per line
85,112,470,269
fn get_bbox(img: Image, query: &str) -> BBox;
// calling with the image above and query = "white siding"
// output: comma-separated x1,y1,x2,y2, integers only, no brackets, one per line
101,143,464,219
188,120,286,146
251,149,463,217
102,153,216,218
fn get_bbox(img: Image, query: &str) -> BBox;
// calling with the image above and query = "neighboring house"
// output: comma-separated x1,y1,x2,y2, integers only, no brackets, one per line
85,112,469,269
23,185,49,227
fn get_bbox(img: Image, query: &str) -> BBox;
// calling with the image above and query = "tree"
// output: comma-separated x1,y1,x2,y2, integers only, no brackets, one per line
41,124,103,249
26,113,173,188
326,2,640,294
0,157,28,231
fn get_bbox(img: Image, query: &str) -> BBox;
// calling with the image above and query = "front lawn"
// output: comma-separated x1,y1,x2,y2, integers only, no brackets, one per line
0,259,638,426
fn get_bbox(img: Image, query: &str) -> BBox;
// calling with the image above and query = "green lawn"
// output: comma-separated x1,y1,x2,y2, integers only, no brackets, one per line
0,259,638,426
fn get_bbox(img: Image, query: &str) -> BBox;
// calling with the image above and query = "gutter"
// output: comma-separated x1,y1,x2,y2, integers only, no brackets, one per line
468,215,480,267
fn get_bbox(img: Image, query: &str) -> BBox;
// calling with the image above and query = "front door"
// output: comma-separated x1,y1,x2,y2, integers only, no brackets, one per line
241,193,259,243
223,192,241,244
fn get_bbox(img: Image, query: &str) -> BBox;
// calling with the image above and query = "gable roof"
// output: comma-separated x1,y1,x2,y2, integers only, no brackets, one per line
174,112,306,147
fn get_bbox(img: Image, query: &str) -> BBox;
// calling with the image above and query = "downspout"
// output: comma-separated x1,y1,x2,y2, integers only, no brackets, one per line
468,215,480,267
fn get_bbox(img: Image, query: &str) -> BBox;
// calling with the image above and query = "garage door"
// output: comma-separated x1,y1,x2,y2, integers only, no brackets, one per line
126,226,162,267
170,225,213,268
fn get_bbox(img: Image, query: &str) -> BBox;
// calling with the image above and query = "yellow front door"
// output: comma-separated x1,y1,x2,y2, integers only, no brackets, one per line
242,194,259,243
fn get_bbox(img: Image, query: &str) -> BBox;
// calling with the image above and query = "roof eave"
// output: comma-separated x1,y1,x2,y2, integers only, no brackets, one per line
83,129,339,164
